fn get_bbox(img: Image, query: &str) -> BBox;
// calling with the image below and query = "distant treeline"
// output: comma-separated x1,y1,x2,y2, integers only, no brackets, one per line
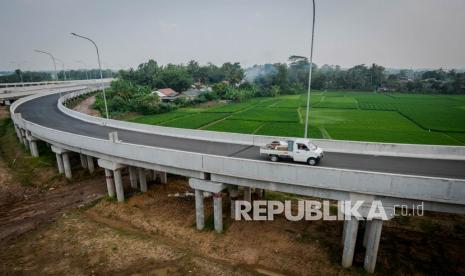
248,56,465,95
118,57,464,95
118,59,244,92
0,69,114,83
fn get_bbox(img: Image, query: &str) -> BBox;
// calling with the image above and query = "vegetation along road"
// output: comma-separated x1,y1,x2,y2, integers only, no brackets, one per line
127,91,465,146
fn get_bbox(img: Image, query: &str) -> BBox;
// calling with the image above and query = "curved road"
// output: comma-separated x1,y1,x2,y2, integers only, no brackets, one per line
15,93,465,180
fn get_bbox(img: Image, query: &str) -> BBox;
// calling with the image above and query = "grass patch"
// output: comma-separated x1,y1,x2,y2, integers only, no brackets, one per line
315,95,358,109
129,110,195,125
256,122,322,138
127,91,465,145
230,107,299,123
202,100,258,113
204,119,262,134
162,113,230,129
0,117,57,187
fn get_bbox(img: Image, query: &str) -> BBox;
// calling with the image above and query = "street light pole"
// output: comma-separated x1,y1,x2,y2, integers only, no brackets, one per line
71,32,109,119
55,58,67,81
34,49,61,97
304,0,316,139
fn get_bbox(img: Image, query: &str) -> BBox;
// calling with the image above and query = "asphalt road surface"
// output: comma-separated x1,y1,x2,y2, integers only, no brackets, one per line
15,93,465,180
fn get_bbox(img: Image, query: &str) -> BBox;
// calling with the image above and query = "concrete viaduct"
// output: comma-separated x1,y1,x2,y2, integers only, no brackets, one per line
9,82,465,273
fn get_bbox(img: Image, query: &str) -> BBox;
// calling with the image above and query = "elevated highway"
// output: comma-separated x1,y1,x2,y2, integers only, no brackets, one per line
0,79,113,104
10,83,465,273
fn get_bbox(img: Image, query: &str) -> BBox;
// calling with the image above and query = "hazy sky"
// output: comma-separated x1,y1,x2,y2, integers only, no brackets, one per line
1,0,465,71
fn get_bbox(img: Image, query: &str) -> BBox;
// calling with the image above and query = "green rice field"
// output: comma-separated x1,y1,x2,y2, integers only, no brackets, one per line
128,91,465,145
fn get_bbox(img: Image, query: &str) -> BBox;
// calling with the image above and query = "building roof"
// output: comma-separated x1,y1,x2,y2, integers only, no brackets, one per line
183,89,203,98
157,88,178,97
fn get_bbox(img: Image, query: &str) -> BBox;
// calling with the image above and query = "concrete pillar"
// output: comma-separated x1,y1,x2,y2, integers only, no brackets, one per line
129,166,138,189
29,140,39,157
213,193,223,233
79,154,88,169
62,152,72,179
243,187,251,202
363,221,372,247
20,130,29,150
342,217,360,268
195,189,205,230
86,155,95,174
55,153,64,174
229,187,239,219
113,169,125,202
17,128,25,144
159,172,167,184
152,170,158,182
364,219,383,273
138,168,147,192
255,188,264,199
105,169,116,198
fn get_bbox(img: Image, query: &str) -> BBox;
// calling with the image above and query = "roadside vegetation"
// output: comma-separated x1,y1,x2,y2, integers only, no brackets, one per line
74,57,465,144
126,91,465,145
0,117,58,187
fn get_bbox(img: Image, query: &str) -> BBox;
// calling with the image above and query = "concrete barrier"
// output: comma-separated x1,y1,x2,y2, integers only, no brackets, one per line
13,114,465,208
59,89,465,161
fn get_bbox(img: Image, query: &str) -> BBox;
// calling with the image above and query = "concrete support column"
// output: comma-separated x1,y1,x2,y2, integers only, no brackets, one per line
86,155,95,174
29,140,39,157
364,219,383,273
21,130,29,150
138,168,147,192
363,221,372,247
229,187,239,219
342,217,360,268
55,153,64,174
62,152,72,179
113,169,125,202
104,169,116,198
17,128,24,144
159,172,167,184
79,153,88,169
129,166,138,189
154,170,158,183
98,159,126,199
195,189,205,230
213,193,223,233
243,187,251,202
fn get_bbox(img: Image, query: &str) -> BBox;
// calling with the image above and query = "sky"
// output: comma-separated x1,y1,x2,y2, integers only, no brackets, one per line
1,0,465,71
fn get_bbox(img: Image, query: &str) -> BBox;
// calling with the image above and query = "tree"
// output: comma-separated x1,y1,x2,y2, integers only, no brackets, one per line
221,62,244,84
369,64,386,89
212,82,229,97
156,65,193,92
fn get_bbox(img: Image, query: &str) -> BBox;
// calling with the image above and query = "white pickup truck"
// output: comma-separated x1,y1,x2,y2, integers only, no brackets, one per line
260,138,324,166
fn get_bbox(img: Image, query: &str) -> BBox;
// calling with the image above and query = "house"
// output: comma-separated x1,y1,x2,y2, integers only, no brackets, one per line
153,88,179,102
182,87,213,100
156,88,178,97
182,89,203,100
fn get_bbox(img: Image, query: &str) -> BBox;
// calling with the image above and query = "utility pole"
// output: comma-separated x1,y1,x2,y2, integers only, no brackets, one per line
304,0,316,139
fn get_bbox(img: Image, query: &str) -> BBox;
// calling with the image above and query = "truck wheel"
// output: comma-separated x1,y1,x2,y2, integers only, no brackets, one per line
307,158,317,166
270,155,279,162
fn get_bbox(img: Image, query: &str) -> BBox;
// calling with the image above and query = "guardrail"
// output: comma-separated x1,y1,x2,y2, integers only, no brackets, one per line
0,78,114,89
58,89,465,161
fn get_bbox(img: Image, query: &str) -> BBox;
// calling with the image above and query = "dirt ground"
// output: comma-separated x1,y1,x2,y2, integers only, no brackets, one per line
72,95,101,117
1,106,465,275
